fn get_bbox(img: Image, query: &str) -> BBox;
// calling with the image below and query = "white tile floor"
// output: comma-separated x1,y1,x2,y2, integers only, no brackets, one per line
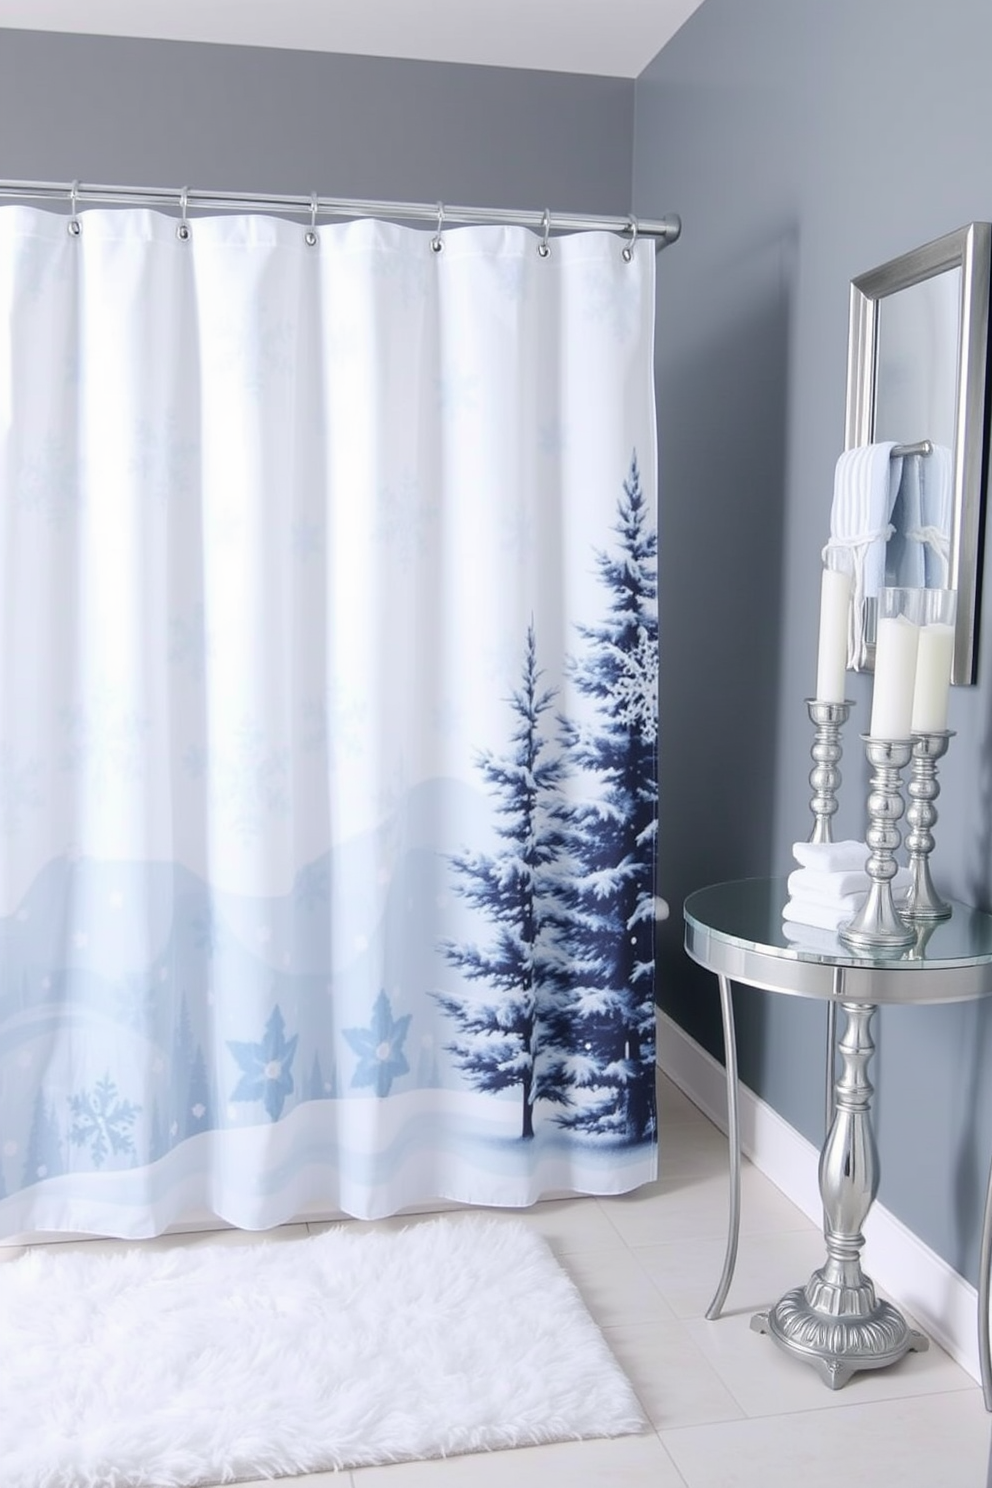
8,1072,992,1487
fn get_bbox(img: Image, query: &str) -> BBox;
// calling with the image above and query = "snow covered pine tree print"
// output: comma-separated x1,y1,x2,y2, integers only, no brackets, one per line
436,454,658,1144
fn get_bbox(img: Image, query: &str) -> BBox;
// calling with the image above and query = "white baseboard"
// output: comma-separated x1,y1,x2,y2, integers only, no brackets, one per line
657,1009,982,1385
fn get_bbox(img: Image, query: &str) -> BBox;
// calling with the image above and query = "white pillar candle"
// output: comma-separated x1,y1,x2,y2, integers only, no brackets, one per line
815,564,852,703
910,622,955,732
870,613,920,737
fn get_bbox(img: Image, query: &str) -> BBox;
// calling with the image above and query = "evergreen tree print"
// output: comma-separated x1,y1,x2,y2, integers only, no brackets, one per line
436,623,569,1138
552,452,658,1141
22,1089,64,1185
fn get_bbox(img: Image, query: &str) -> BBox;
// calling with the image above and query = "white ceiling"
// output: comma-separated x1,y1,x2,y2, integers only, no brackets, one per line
0,0,706,77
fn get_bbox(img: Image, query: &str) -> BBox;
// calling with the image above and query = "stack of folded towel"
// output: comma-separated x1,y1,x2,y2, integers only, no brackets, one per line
783,838,911,935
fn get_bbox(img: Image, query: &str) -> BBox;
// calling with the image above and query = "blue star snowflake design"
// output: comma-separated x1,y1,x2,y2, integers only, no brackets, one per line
343,990,412,1097
68,1075,141,1167
227,1005,299,1121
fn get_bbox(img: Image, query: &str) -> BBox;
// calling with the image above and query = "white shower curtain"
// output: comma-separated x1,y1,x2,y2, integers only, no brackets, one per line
0,204,658,1238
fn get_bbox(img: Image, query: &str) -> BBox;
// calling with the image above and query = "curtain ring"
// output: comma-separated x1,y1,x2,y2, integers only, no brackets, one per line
177,186,191,241
67,179,81,237
431,202,445,254
622,215,639,263
538,208,551,258
305,192,319,247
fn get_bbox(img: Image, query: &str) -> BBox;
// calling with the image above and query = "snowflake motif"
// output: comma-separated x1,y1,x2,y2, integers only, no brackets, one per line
300,687,368,761
0,744,43,835
60,685,150,793
183,717,289,842
581,264,639,344
216,310,296,399
497,503,531,559
492,256,527,302
129,414,198,504
435,370,480,418
68,1075,141,1168
375,472,438,567
16,434,82,526
227,1005,299,1122
611,626,658,744
343,989,412,1098
370,247,429,309
169,604,212,676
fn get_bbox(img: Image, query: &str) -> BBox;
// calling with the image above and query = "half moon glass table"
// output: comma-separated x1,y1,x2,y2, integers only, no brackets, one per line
683,876,992,1398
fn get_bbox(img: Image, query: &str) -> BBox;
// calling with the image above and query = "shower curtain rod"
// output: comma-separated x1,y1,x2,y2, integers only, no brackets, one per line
0,178,682,249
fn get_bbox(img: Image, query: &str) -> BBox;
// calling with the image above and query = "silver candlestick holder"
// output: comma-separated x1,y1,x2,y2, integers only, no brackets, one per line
903,730,955,921
806,698,853,844
839,736,916,952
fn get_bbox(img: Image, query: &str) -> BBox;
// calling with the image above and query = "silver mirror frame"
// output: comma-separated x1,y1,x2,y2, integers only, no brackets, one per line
845,222,992,684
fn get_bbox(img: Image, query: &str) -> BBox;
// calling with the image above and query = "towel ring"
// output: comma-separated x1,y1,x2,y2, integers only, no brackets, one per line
67,179,81,237
177,186,191,241
538,209,551,258
622,216,639,262
305,192,319,247
431,202,445,254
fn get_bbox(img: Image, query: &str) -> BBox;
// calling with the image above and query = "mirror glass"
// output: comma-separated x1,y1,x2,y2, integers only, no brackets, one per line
844,224,991,684
874,269,961,451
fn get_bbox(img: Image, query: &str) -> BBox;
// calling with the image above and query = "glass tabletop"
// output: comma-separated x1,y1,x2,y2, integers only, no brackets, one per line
683,877,992,1003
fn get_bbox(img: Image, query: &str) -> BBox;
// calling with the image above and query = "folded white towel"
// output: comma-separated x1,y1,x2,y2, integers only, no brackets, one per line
792,839,868,873
787,865,912,903
785,877,867,915
824,443,902,666
782,897,859,932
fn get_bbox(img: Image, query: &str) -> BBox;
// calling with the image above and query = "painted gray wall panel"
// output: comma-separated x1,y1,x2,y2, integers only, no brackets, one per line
0,28,633,215
635,0,992,1282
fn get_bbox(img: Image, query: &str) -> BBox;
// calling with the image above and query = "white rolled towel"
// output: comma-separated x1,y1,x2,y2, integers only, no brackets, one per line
791,839,868,873
787,865,912,904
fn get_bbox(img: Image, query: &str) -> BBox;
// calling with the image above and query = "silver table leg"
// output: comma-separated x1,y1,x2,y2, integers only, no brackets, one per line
752,1000,928,1387
978,1145,992,1409
706,971,741,1320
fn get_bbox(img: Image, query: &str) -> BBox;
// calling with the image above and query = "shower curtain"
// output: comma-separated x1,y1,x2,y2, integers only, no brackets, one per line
0,204,659,1239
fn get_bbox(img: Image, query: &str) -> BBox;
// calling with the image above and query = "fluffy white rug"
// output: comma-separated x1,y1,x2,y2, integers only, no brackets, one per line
1,1215,646,1487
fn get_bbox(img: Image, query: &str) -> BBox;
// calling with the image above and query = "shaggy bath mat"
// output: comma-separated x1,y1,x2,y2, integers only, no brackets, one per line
1,1215,645,1486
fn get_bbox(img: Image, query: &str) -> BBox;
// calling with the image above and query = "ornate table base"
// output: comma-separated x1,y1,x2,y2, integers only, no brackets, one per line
751,1284,927,1390
750,1000,928,1387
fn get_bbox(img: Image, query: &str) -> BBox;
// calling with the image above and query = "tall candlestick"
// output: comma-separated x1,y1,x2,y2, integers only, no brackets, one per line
816,563,853,703
869,589,923,739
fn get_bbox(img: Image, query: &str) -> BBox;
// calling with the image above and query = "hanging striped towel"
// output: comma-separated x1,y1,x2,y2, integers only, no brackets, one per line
823,443,902,666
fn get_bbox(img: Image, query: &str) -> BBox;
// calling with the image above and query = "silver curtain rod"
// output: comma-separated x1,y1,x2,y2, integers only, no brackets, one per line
0,178,682,249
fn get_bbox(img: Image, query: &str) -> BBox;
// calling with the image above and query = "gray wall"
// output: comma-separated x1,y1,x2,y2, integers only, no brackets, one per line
635,0,992,1285
0,28,633,214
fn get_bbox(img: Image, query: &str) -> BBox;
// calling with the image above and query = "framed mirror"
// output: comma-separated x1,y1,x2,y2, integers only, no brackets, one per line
845,221,992,683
